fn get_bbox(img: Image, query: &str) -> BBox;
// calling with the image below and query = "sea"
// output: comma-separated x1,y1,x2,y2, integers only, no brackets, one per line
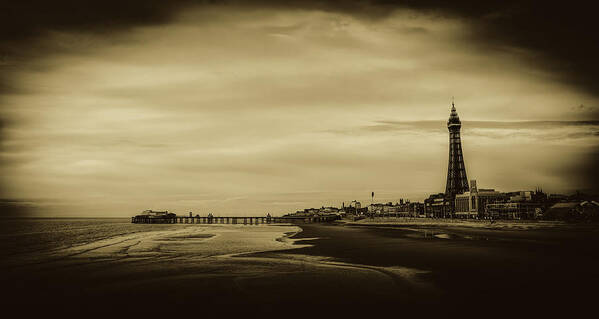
0,217,303,267
1,218,147,257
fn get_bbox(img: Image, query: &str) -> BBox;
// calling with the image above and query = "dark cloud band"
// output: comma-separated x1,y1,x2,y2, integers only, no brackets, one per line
1,1,598,96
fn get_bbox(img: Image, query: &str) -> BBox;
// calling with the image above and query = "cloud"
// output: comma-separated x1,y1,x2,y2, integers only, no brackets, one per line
336,120,599,144
0,5,598,216
2,1,598,97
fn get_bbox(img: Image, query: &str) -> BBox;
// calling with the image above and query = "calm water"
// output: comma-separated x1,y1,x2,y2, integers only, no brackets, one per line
0,217,303,269
0,218,178,259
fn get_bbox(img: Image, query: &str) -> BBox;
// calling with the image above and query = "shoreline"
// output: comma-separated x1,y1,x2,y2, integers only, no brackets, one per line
338,217,590,230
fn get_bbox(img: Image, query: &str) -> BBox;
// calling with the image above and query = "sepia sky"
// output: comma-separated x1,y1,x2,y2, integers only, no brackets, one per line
1,1,598,217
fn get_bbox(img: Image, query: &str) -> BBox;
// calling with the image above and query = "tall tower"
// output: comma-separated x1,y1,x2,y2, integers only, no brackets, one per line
445,101,469,199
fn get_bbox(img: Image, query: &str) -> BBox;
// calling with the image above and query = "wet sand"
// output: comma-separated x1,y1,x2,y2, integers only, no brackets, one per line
2,221,598,318
270,223,599,316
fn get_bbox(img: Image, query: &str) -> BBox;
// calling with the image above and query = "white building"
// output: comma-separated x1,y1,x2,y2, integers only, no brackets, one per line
454,180,504,218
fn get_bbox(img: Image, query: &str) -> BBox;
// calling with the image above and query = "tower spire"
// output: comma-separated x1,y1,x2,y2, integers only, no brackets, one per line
445,100,469,206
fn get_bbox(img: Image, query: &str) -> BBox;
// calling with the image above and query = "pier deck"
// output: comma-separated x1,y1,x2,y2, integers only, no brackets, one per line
131,215,339,224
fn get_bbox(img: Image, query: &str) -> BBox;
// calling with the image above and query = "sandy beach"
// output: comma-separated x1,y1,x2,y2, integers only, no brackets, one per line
3,221,424,317
2,219,599,318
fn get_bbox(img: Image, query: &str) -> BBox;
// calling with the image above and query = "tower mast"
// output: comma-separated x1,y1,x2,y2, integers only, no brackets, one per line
445,100,469,214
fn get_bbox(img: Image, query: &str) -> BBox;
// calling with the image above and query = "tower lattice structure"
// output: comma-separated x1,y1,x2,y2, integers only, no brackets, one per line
445,102,469,199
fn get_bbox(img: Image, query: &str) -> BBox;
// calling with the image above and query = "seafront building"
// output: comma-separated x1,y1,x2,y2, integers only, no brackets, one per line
139,210,174,218
367,200,424,217
286,198,426,219
484,189,547,219
424,193,450,218
486,202,542,219
545,201,599,221
284,188,592,221
454,180,504,218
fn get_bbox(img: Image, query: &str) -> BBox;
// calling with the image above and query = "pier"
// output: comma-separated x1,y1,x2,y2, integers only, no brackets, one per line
131,215,339,224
